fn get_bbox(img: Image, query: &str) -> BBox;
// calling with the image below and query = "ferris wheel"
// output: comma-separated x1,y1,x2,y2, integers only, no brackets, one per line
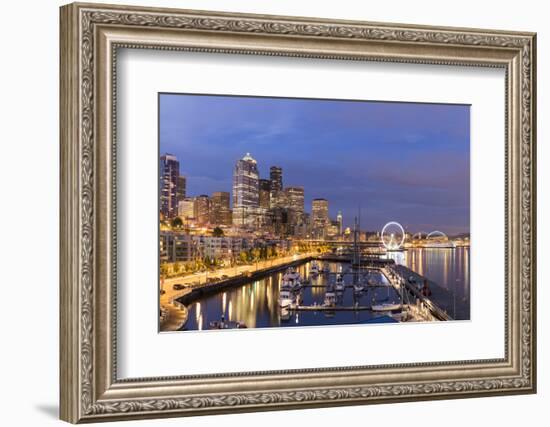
380,221,405,250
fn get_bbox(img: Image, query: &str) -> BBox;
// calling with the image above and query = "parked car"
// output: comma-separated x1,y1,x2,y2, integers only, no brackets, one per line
172,284,185,290
159,289,166,295
221,275,229,280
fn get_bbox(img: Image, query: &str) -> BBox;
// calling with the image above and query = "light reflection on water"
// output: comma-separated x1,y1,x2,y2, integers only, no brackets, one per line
386,247,470,319
182,248,470,331
182,261,401,331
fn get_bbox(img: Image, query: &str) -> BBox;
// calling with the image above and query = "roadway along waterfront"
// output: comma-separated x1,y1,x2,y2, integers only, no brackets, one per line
159,253,317,331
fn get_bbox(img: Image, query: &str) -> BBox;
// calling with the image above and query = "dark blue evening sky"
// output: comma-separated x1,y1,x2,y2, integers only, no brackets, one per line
159,93,470,235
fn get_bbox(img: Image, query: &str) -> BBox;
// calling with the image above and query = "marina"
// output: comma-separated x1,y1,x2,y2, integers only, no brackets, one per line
177,248,469,331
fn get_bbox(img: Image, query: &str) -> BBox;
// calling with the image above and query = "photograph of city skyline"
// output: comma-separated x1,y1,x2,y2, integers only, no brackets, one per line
159,93,470,332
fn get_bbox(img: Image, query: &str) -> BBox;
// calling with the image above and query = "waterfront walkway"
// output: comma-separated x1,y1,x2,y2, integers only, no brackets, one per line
380,265,451,321
160,291,189,331
160,252,317,331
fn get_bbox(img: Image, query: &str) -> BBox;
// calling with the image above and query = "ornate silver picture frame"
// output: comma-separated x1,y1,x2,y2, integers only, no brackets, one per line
60,2,536,423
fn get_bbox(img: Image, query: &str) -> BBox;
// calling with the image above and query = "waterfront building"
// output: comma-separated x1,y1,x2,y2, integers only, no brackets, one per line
210,191,232,226
192,235,268,261
232,153,260,214
259,179,271,209
178,197,196,222
336,211,343,235
160,232,196,263
193,236,237,260
176,175,186,202
195,194,211,225
312,198,329,238
159,153,179,218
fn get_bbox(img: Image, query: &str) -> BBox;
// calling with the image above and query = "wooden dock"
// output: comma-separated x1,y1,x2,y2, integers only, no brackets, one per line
295,305,375,311
301,283,393,289
380,265,452,321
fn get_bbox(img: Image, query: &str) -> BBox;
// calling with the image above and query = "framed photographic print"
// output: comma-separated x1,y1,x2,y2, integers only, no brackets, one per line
60,2,537,423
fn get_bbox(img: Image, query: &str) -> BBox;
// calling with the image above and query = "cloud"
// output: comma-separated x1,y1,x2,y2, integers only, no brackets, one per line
160,93,470,234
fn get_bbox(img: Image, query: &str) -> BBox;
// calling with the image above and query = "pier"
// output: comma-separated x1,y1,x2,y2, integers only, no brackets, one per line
288,262,452,321
379,264,452,321
295,305,375,311
169,253,456,330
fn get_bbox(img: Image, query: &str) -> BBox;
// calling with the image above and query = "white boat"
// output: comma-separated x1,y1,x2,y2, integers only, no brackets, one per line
282,276,302,293
310,261,320,276
283,267,301,283
323,290,337,307
278,289,295,308
335,274,345,292
371,303,402,312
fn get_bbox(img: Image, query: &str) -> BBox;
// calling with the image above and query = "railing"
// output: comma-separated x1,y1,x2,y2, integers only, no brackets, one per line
381,265,451,321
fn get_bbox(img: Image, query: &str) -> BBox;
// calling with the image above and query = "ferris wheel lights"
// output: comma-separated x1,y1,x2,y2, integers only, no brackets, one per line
381,221,405,250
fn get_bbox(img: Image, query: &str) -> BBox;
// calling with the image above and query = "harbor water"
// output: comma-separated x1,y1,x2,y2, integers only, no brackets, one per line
386,247,470,320
182,261,401,331
181,247,470,331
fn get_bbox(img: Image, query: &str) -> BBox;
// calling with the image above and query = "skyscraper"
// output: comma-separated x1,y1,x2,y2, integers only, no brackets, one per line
176,175,186,202
269,166,283,208
336,211,343,235
285,187,304,214
211,191,232,226
269,166,282,192
232,153,260,227
259,179,271,209
232,153,259,208
312,198,329,238
160,153,179,218
195,195,211,225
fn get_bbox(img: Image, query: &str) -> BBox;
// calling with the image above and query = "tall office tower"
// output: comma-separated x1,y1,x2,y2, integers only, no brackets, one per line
312,198,329,238
210,191,232,226
269,166,283,192
232,153,260,226
285,187,305,214
269,166,284,208
285,186,304,236
176,175,186,202
233,153,260,208
159,153,179,218
336,211,343,235
178,197,196,221
195,194,211,225
259,179,271,209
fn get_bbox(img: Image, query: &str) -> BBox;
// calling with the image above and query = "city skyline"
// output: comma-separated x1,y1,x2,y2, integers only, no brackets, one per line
160,93,470,235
